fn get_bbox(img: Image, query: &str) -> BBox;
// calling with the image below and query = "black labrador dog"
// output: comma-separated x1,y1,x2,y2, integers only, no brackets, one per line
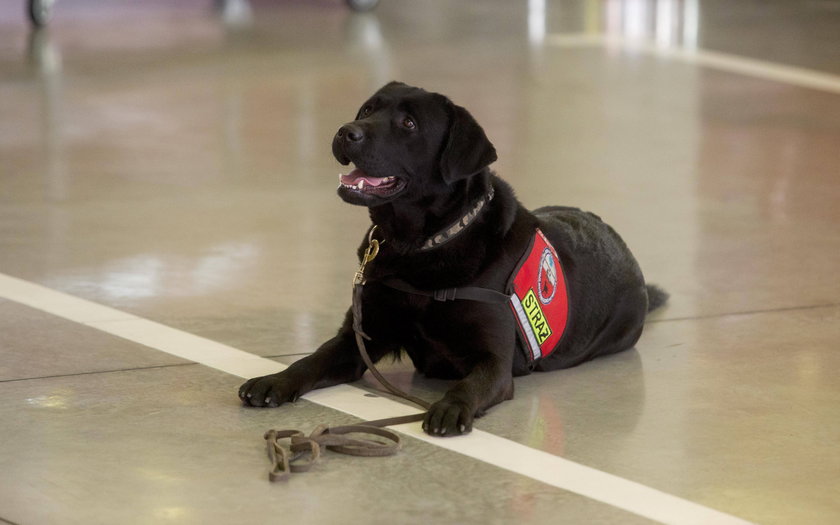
239,82,666,436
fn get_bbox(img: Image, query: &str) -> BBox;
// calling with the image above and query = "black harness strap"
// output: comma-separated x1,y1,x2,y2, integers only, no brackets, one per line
380,276,510,304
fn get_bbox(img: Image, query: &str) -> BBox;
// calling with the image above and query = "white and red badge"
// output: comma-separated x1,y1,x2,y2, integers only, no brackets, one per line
509,229,569,362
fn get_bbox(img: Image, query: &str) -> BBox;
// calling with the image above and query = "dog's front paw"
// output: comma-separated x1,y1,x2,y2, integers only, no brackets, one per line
422,398,475,437
238,374,299,408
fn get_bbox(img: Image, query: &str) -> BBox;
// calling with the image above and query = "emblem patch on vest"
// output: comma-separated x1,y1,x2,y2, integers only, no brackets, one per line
509,229,569,362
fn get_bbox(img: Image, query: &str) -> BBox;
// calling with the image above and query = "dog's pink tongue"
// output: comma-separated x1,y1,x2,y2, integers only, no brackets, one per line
340,168,386,187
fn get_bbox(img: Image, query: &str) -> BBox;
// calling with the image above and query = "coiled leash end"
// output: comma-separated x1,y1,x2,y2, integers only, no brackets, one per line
264,425,402,481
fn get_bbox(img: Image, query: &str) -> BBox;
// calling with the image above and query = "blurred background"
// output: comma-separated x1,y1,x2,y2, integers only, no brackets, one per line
2,0,838,335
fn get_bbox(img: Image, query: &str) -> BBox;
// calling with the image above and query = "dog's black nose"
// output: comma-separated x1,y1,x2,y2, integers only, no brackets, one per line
337,124,364,143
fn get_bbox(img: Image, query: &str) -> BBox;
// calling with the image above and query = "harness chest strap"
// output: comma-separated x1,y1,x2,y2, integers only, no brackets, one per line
378,227,569,363
379,276,510,304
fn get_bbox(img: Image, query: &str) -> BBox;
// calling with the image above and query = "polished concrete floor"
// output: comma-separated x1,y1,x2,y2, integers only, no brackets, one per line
2,1,840,524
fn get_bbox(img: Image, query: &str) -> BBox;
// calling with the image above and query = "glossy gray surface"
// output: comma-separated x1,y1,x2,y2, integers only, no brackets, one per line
2,0,840,523
0,327,652,525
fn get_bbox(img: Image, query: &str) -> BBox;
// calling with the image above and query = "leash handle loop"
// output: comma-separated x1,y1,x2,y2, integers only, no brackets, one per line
264,429,321,481
264,423,405,481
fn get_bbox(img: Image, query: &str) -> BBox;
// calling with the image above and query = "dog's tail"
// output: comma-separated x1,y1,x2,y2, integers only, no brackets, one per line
646,284,669,312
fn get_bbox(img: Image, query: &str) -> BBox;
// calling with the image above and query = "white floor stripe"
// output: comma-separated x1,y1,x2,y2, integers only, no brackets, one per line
546,33,840,95
0,273,753,525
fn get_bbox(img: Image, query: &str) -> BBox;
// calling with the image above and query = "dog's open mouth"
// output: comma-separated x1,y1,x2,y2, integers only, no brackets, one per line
338,167,405,197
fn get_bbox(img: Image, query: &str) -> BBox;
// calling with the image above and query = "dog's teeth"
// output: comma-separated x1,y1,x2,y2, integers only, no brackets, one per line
357,180,365,189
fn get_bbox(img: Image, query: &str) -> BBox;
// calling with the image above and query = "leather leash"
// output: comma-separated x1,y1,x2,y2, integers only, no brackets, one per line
263,223,513,480
264,424,403,481
263,226,429,481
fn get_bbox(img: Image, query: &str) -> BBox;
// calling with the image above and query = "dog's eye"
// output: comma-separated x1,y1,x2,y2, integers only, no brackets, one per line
402,117,416,129
360,105,373,118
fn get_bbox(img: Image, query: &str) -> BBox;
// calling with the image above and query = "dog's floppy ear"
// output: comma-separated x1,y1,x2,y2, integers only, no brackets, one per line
440,103,497,184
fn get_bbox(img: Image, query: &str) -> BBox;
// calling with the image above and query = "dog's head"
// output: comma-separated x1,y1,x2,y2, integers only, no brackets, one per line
332,82,497,207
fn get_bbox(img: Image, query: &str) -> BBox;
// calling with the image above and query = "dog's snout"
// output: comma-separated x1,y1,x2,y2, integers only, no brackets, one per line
337,124,364,143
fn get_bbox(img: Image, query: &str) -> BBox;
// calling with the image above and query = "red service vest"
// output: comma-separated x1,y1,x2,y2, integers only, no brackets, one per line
508,229,569,362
